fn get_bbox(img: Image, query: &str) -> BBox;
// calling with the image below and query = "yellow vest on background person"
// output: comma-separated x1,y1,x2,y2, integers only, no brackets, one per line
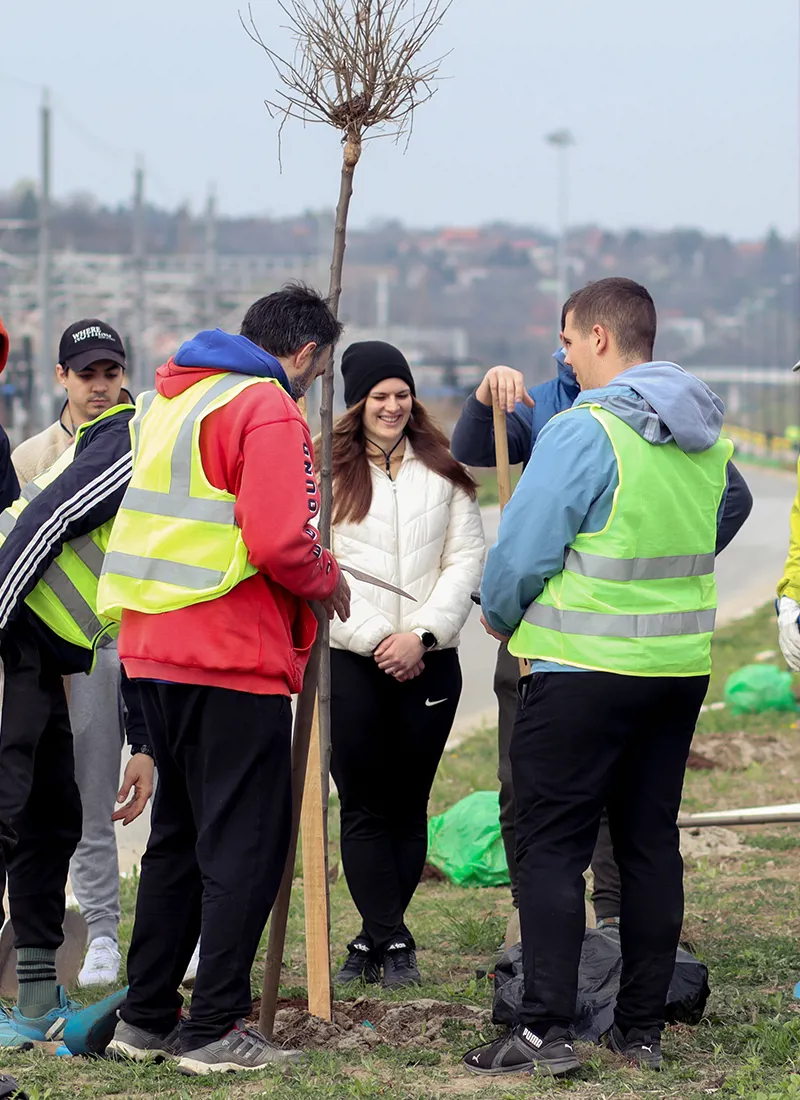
97,372,282,622
0,404,131,657
509,403,733,677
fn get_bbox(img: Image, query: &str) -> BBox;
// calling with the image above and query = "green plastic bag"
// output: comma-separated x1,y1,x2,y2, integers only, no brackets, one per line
723,664,797,715
427,790,510,888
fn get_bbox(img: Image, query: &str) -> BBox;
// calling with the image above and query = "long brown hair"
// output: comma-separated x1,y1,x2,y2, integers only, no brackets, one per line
315,398,478,526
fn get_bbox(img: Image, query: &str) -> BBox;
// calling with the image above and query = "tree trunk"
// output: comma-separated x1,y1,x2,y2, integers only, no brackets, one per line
317,131,361,842
298,130,362,1022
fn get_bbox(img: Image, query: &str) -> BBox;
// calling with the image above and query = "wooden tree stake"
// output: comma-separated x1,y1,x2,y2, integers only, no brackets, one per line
492,399,528,677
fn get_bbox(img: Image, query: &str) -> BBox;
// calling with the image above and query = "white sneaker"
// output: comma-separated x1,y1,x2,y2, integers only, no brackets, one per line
78,936,121,987
182,942,201,987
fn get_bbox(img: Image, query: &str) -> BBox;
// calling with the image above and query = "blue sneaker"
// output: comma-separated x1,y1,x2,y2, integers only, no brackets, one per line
12,985,127,1055
62,987,128,1056
0,1004,32,1050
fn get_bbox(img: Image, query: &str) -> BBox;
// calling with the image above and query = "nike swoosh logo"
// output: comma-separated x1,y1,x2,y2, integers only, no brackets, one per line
425,698,447,707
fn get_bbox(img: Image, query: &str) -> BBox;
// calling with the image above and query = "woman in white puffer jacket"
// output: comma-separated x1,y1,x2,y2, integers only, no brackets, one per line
325,341,485,991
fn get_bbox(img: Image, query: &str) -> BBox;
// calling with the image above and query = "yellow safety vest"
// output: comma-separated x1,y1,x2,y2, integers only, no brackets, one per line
0,404,130,654
509,403,733,677
97,372,282,621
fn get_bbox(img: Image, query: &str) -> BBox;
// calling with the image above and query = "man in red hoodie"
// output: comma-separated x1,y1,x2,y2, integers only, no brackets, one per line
101,284,350,1075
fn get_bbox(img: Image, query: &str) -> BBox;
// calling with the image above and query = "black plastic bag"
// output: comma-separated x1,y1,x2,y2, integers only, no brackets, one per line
493,929,710,1043
0,1074,27,1100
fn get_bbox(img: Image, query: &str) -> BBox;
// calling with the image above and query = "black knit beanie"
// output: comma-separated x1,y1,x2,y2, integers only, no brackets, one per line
341,341,416,408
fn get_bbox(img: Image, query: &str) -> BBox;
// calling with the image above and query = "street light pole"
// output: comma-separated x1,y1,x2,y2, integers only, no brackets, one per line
545,129,575,330
36,89,53,432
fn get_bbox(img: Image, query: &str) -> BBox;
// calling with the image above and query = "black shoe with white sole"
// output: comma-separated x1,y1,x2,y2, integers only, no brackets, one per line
381,938,421,989
178,1021,302,1076
463,1024,581,1077
605,1024,663,1070
334,938,381,986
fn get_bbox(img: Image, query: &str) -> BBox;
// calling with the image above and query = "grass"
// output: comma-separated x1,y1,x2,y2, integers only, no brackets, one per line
5,603,800,1097
473,466,522,507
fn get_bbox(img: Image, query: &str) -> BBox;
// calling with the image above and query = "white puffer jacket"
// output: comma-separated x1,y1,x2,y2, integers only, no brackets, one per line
330,444,485,656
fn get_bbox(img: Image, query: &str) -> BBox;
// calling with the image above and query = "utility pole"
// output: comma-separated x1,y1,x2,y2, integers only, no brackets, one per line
545,129,575,330
36,89,53,432
132,159,146,384
204,188,218,329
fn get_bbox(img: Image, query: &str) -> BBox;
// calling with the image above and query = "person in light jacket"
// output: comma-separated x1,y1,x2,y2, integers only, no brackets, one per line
326,341,485,990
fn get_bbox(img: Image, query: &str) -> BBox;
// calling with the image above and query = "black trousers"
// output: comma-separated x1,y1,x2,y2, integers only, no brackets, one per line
494,643,620,916
330,648,461,950
0,619,82,950
120,682,292,1051
513,671,708,1036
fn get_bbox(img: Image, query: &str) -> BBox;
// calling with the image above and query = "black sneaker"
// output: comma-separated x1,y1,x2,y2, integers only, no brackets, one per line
333,939,381,986
463,1024,580,1077
605,1024,662,1070
381,938,421,989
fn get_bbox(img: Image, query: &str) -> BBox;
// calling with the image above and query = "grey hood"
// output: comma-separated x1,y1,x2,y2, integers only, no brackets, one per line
575,361,725,453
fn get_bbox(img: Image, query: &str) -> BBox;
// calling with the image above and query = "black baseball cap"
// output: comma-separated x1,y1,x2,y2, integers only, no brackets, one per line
58,319,126,372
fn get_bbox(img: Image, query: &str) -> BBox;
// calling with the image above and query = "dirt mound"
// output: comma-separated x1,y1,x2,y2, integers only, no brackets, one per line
680,825,749,860
265,997,491,1052
691,732,793,771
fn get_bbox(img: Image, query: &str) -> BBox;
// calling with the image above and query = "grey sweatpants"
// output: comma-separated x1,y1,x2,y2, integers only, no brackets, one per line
68,643,125,944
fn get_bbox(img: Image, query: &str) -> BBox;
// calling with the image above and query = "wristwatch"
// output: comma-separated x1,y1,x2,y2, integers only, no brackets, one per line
412,628,437,651
130,744,154,757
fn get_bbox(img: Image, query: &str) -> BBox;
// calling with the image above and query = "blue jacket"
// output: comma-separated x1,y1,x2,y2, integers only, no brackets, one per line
480,362,752,659
451,350,580,468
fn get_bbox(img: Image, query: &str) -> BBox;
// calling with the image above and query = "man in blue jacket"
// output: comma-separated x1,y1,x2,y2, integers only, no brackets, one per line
451,318,752,927
462,278,750,1077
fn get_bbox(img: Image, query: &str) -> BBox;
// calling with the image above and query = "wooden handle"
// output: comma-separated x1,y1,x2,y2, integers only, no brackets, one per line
258,608,325,1038
492,401,512,511
492,398,528,678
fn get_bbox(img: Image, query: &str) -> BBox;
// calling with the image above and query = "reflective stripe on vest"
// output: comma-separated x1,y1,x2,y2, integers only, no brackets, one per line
508,402,732,677
0,501,105,641
98,372,284,620
522,603,717,638
102,550,225,590
121,375,245,523
0,404,128,652
564,549,716,582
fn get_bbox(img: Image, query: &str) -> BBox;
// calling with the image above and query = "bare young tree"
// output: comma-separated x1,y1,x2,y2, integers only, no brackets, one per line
246,0,450,1033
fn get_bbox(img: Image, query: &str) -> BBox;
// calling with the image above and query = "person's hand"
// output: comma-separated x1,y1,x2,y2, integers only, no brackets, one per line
322,571,351,622
113,753,155,826
374,632,425,676
475,366,536,414
778,596,800,670
393,660,425,683
481,613,511,642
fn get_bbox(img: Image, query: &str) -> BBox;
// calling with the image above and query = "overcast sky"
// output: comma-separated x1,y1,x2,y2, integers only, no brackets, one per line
1,0,797,238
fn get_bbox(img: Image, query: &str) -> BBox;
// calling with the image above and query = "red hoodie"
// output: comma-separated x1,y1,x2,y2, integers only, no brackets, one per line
118,361,339,695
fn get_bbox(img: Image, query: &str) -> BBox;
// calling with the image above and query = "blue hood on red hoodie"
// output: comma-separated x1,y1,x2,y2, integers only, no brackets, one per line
173,329,292,395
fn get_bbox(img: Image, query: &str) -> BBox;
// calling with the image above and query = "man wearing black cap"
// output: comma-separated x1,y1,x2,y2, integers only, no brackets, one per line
13,319,129,483
10,319,144,990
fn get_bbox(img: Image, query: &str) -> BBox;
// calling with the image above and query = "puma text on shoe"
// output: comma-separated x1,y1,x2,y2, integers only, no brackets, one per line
462,1024,581,1077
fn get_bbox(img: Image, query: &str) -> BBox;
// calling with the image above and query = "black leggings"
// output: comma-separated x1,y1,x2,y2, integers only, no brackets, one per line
330,647,462,950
